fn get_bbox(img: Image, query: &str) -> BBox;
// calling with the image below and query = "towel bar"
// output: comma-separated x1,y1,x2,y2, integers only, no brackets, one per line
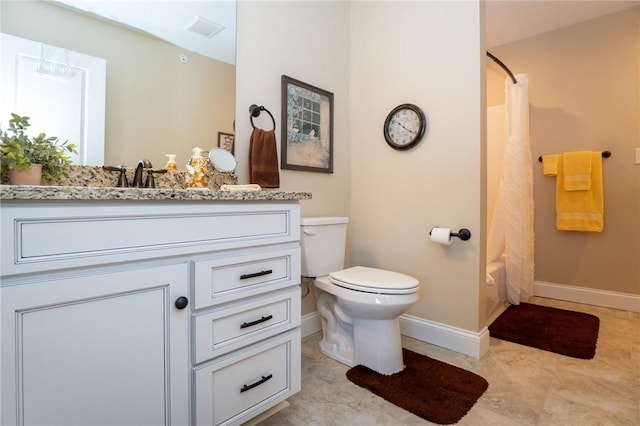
249,104,276,131
538,151,610,162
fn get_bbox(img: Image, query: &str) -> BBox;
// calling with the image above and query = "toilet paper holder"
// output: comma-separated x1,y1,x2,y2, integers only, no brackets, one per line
429,227,472,241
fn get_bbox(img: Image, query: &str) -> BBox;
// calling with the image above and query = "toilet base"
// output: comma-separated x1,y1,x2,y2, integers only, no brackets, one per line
353,318,404,375
318,339,356,367
317,317,406,375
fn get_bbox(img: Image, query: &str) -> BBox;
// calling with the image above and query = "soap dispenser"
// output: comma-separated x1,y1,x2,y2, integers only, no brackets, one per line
165,154,177,171
186,147,207,188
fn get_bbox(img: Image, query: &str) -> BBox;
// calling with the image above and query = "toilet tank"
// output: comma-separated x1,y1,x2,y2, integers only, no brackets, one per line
300,217,348,277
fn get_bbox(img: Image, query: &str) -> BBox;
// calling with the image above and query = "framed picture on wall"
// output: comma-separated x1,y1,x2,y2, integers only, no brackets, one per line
280,75,334,173
217,132,234,154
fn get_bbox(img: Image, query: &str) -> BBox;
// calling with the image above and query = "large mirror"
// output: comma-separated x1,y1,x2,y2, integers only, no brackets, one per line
0,0,236,170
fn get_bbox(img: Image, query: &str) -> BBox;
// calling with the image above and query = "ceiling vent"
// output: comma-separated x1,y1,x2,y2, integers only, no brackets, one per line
184,15,225,38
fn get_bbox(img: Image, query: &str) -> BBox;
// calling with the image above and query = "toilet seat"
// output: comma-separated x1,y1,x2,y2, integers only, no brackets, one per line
329,266,419,295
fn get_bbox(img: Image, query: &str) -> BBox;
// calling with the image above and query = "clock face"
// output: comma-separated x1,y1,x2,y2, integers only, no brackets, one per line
383,104,427,150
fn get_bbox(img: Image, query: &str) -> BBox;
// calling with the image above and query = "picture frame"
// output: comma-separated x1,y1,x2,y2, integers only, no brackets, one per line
281,75,334,173
217,132,234,154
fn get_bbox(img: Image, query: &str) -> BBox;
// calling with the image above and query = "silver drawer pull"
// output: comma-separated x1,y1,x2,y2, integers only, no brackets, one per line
240,269,273,280
240,315,273,329
240,374,273,393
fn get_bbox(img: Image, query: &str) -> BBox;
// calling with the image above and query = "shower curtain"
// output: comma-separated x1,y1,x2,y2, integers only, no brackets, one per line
487,74,534,304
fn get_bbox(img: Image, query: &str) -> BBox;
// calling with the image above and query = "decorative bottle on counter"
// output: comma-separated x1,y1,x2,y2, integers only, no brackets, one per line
186,147,207,188
165,154,178,171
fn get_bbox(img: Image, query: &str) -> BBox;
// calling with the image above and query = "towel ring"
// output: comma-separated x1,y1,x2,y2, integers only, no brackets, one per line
249,104,276,131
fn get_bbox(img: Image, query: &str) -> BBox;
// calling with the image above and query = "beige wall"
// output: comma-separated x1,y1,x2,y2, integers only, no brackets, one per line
235,1,351,215
487,8,640,295
237,1,486,331
349,1,485,332
235,1,352,316
1,1,235,169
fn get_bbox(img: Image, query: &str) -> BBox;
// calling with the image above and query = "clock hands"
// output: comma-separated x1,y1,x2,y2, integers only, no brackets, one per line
397,121,417,134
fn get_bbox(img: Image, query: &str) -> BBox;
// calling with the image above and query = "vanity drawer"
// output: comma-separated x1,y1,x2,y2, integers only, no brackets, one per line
194,329,301,426
193,247,300,309
193,287,300,363
1,202,299,277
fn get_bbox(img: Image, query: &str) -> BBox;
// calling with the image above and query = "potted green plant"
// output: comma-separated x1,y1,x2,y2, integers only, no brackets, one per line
0,113,77,185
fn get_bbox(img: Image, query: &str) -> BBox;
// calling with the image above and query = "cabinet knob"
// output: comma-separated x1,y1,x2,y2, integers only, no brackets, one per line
174,296,189,310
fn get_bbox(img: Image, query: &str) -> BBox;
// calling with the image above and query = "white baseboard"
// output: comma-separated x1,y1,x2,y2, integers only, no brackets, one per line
534,281,640,313
399,314,490,359
301,282,640,359
301,311,489,358
301,312,322,338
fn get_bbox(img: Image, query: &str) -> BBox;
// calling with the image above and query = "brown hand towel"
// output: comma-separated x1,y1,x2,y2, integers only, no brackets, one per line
249,128,280,188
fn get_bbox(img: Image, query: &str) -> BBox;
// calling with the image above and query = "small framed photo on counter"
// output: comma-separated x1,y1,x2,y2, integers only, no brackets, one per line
217,132,234,154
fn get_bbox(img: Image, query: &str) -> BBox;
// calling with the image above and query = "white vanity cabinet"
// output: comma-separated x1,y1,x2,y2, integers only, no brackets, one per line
0,263,190,426
0,198,303,426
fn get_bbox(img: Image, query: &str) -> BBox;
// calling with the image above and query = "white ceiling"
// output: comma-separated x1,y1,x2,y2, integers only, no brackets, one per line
485,0,640,49
52,0,237,65
51,1,640,65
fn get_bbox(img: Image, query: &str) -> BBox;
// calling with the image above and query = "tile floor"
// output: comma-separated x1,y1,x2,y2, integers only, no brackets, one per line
260,297,640,425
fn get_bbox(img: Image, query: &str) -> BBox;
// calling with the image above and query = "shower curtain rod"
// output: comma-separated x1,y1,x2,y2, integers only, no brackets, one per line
487,52,517,84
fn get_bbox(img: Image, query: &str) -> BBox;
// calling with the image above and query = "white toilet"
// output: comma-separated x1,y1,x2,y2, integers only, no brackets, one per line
300,217,419,375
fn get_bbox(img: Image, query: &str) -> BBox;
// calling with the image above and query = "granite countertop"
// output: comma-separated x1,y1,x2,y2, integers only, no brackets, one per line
0,165,311,202
0,185,312,202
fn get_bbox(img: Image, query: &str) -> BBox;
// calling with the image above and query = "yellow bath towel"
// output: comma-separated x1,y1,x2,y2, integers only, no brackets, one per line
556,151,604,232
562,151,592,191
542,154,560,176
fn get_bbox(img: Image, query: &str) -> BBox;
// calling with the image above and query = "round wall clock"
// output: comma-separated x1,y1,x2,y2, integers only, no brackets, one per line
383,103,427,150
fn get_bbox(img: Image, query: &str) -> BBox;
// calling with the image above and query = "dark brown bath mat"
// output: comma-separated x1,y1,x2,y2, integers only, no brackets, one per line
346,349,488,424
489,302,599,359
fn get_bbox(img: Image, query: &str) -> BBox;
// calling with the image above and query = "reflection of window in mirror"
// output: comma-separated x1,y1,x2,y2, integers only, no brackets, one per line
0,33,106,165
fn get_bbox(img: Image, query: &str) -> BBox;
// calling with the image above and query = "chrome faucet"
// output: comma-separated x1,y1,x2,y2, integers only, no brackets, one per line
132,159,152,188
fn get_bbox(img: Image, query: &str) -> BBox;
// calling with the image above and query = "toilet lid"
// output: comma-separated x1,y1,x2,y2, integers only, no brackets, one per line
329,266,419,295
